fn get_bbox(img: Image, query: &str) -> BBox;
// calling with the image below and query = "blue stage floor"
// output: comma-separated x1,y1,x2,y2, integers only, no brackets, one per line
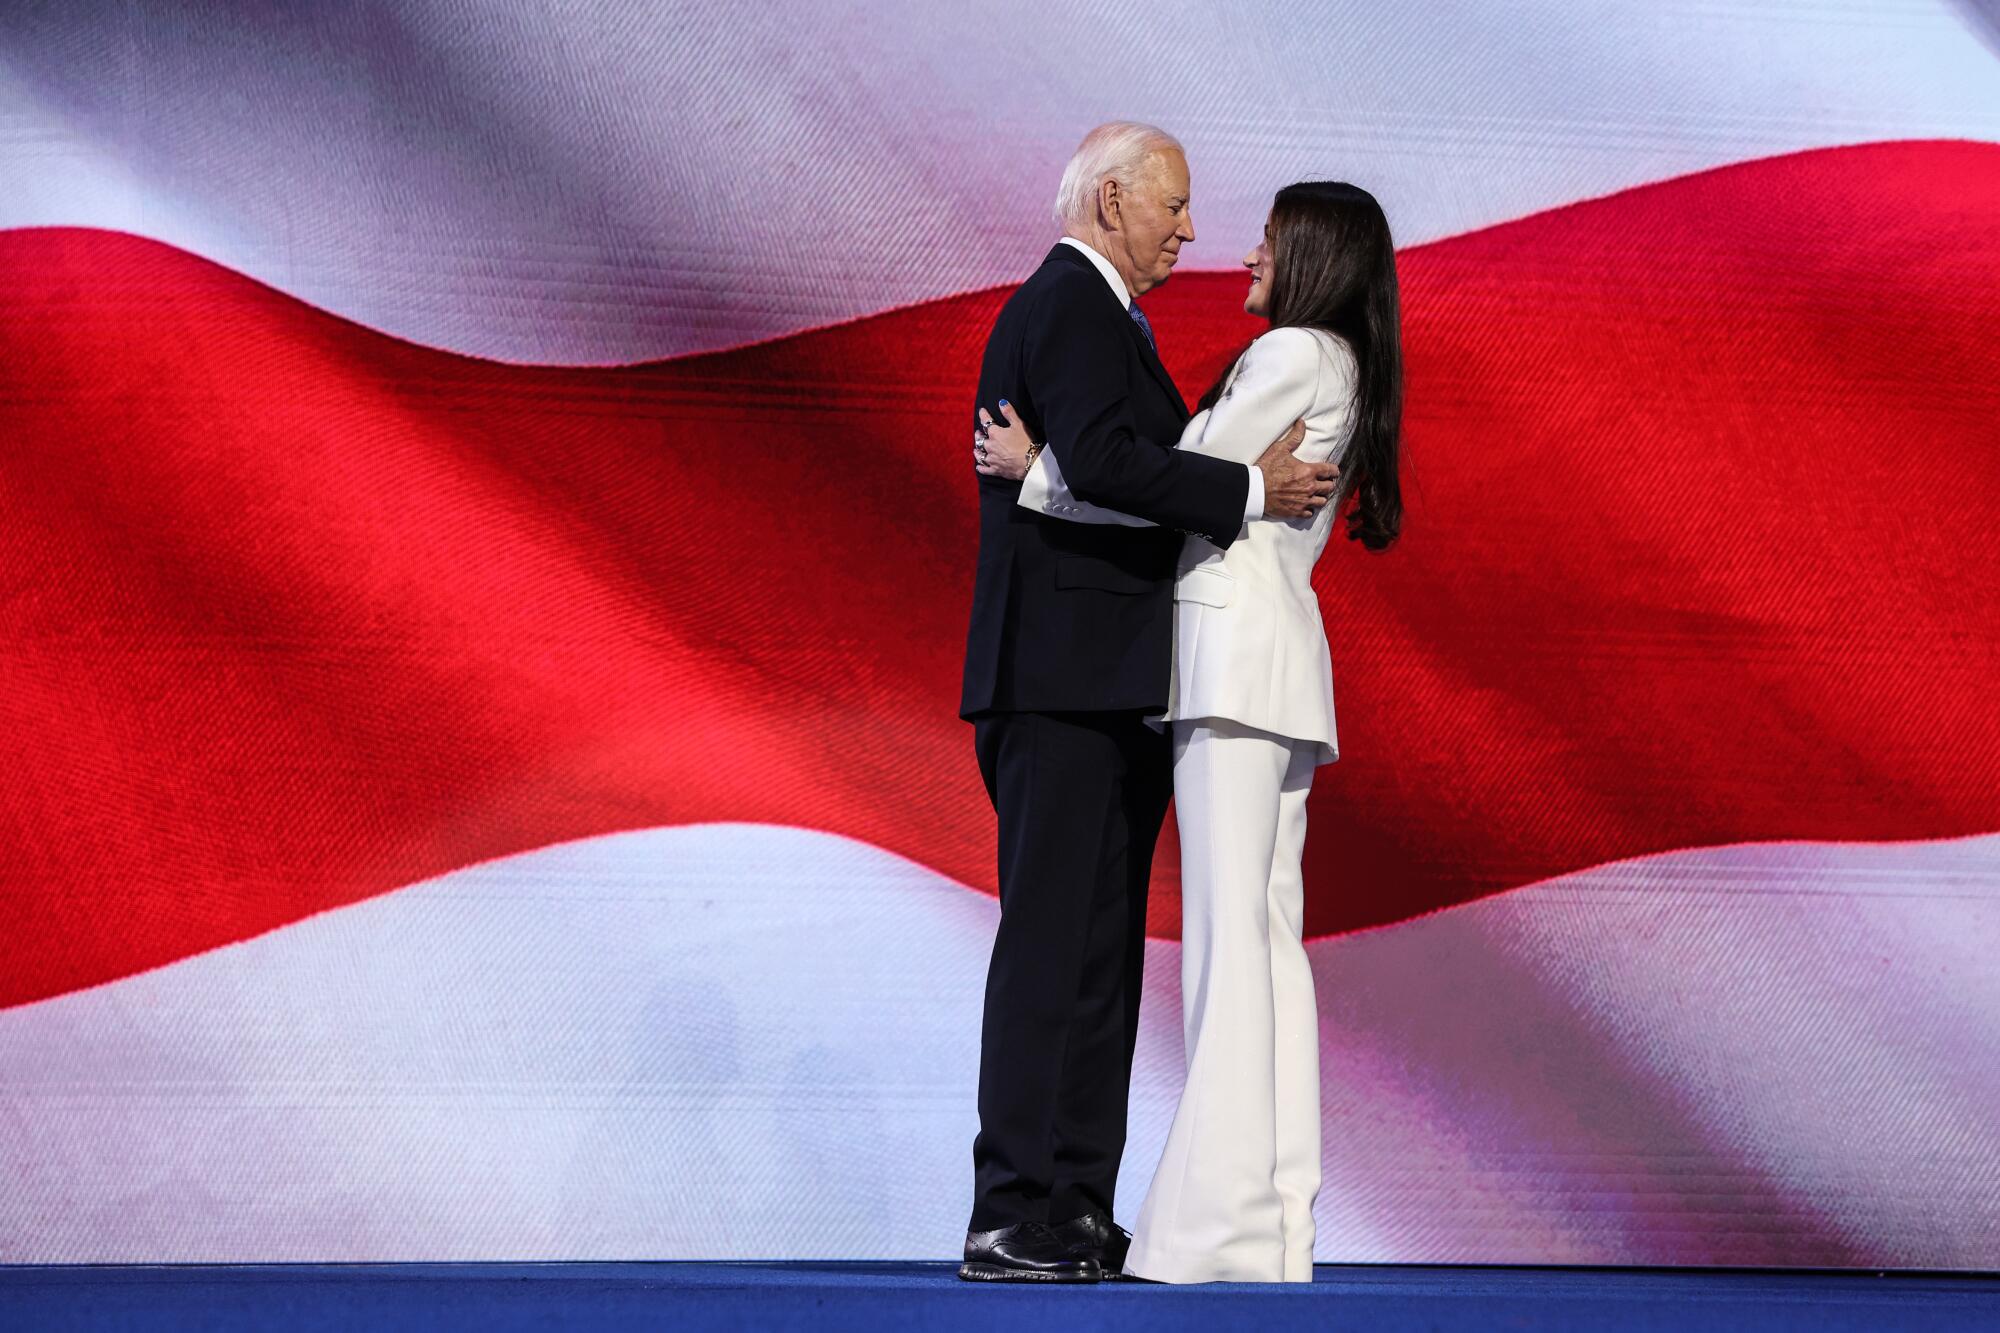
2,1262,1996,1331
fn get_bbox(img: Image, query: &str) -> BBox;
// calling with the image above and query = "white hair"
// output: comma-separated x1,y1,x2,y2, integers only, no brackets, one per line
1053,121,1184,227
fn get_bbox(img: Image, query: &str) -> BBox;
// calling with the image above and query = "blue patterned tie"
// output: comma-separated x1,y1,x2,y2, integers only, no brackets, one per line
1128,301,1157,353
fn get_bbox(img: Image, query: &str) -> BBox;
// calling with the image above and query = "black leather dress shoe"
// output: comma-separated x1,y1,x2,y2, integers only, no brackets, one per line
1050,1210,1131,1278
959,1222,1103,1283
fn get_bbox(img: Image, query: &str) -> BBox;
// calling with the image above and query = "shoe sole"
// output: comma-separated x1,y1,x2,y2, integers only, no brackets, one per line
957,1262,1100,1283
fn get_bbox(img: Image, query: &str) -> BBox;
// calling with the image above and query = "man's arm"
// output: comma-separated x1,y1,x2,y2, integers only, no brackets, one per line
1018,446,1155,528
1023,276,1249,544
996,407,1314,533
1022,281,1337,535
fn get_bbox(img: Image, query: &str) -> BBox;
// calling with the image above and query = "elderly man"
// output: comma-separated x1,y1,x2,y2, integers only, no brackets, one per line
958,121,1338,1283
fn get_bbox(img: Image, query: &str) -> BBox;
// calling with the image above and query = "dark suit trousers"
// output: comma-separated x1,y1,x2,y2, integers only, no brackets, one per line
969,709,1174,1230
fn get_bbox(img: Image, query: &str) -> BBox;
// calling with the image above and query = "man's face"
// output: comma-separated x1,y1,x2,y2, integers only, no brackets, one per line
1107,149,1195,296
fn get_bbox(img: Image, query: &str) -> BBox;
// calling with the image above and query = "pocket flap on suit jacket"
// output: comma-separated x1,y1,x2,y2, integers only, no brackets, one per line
1174,566,1234,608
1054,555,1153,596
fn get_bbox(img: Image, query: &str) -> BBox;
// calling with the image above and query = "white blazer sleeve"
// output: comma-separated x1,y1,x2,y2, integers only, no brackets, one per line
1182,327,1322,466
1017,438,1156,527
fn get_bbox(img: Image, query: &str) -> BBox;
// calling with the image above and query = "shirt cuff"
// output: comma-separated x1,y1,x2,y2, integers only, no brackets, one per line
1243,464,1265,522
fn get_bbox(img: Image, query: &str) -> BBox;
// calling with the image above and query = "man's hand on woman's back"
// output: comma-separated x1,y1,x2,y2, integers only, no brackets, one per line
1256,420,1339,519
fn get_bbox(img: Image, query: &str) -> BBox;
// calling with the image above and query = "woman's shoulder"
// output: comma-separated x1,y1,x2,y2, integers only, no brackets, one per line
1245,325,1351,376
1236,327,1352,402
1245,324,1321,363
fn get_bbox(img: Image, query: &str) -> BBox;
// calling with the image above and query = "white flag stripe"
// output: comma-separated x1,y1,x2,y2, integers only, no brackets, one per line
2,824,1994,1266
2,1,1995,363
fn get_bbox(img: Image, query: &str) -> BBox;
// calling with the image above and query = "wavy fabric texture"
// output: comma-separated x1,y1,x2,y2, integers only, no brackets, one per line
2,143,1998,1010
3,0,1998,360
1,826,1994,1265
2,1,1997,1265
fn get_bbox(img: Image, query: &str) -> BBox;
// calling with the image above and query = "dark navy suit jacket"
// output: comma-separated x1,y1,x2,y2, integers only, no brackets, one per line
960,243,1250,718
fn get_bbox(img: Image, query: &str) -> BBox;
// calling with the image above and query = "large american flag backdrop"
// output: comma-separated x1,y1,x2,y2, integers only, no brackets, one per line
2,1,1997,1266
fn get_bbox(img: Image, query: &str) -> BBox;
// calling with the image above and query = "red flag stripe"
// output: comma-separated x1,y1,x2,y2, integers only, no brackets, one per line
2,140,1996,1010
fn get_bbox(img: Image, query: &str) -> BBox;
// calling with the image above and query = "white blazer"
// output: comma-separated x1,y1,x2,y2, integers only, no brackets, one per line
1018,325,1358,763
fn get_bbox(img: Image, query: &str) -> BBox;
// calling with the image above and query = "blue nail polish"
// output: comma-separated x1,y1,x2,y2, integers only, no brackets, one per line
999,398,1010,407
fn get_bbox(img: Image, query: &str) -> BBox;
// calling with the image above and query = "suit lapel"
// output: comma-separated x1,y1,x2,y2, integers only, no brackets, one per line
1126,311,1190,424
1042,243,1190,427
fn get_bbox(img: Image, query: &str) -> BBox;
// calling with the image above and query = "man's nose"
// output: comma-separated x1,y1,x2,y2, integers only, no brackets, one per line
1179,210,1196,244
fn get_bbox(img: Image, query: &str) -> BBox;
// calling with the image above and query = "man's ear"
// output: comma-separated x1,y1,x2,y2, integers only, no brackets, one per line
1098,178,1122,233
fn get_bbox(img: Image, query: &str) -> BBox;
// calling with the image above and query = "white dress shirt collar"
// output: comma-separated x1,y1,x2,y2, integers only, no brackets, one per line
1058,236,1131,310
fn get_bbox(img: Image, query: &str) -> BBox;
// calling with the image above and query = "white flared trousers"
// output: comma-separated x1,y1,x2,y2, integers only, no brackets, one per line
1125,718,1322,1284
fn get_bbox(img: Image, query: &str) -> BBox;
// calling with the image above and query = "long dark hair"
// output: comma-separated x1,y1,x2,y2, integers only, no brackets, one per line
1199,181,1403,550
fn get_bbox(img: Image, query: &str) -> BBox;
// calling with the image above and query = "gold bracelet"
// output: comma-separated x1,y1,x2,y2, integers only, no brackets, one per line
1025,442,1044,468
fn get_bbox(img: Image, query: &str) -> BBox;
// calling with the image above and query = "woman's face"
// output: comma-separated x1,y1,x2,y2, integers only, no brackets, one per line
1242,218,1274,318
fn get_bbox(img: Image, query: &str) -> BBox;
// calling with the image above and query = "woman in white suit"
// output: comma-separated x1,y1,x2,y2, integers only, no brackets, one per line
975,180,1404,1284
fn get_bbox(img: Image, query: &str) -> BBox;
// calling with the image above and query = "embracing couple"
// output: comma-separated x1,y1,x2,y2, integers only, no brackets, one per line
957,121,1404,1285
